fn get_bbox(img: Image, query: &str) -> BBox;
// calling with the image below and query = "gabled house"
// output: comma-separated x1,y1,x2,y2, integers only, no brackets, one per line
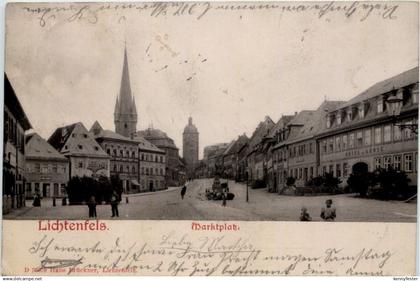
48,122,110,179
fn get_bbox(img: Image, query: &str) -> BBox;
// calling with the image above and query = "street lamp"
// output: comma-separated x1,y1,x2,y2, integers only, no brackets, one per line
385,91,418,135
245,171,249,203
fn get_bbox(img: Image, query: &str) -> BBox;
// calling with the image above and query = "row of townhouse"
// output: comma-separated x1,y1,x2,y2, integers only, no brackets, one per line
205,66,419,193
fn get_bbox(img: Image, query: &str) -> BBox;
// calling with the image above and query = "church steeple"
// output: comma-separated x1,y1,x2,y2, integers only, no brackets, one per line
114,44,138,138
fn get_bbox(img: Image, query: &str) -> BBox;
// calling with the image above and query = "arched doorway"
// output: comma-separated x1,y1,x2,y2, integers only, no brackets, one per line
149,181,154,192
352,162,369,175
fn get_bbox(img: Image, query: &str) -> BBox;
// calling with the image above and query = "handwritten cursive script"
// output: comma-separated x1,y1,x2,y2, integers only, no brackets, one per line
19,2,400,27
26,232,394,276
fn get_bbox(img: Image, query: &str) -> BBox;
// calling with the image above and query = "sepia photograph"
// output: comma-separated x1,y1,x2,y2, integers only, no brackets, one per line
2,1,418,223
1,1,419,277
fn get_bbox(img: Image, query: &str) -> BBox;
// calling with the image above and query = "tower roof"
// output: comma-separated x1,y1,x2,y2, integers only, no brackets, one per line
114,46,137,117
183,117,198,134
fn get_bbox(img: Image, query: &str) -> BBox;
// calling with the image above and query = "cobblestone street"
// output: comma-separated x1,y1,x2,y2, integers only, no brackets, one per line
4,179,416,222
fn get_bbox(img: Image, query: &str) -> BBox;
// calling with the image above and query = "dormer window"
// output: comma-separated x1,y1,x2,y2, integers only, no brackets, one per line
326,114,331,128
358,103,365,118
336,112,342,125
78,145,83,149
377,98,384,113
347,108,352,122
412,83,419,104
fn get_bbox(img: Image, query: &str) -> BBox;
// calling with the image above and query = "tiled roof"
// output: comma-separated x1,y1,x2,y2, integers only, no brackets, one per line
247,116,275,151
288,101,345,143
26,133,67,161
268,115,294,138
137,128,178,149
132,134,165,153
47,122,109,158
94,129,138,143
336,67,419,110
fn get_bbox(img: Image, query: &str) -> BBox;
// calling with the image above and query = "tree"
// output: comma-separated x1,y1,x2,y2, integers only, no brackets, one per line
347,171,375,197
373,168,411,200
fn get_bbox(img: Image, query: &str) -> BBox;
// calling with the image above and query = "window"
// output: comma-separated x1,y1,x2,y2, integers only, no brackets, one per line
394,125,402,141
309,166,314,178
349,134,355,148
322,166,327,175
322,141,327,153
78,162,83,168
336,164,341,178
384,125,391,143
151,168,154,175
132,151,136,158
52,164,58,173
358,106,364,118
404,154,413,172
337,114,342,125
384,156,392,170
343,163,348,177
347,111,352,121
146,168,149,175
335,137,341,152
342,135,348,150
413,83,419,104
113,165,117,172
328,139,334,153
329,165,334,176
160,168,163,175
120,166,123,172
141,167,144,175
113,149,117,156
404,121,414,140
120,150,124,157
393,155,402,171
309,143,313,154
35,163,40,173
107,149,111,155
375,158,382,170
374,127,382,144
364,129,371,146
78,145,83,150
377,99,383,113
356,131,363,147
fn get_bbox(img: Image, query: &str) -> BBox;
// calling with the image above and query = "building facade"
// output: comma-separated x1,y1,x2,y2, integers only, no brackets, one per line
246,116,275,183
317,67,418,186
90,122,141,193
3,74,32,214
114,47,138,138
133,135,167,191
137,128,179,186
48,123,110,179
285,101,344,188
183,117,199,178
25,133,69,198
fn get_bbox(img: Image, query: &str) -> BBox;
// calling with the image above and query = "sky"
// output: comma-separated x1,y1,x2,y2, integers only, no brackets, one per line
5,2,419,159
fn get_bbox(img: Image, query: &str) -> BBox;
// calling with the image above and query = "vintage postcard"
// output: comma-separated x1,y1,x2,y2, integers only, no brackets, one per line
2,0,418,276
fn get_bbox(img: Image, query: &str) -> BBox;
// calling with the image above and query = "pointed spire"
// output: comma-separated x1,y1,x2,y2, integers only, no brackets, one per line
132,96,137,115
114,96,120,116
118,45,135,114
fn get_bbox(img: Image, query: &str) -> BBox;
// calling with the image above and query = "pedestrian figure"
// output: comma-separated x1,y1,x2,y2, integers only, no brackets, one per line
52,197,56,207
321,199,336,221
87,196,97,218
300,207,312,221
181,185,187,200
222,188,227,207
32,192,41,207
110,192,119,217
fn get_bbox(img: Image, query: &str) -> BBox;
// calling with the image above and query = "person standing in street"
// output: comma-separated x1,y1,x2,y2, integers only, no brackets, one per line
87,195,97,218
320,199,336,221
181,185,187,200
110,192,119,217
222,187,227,207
